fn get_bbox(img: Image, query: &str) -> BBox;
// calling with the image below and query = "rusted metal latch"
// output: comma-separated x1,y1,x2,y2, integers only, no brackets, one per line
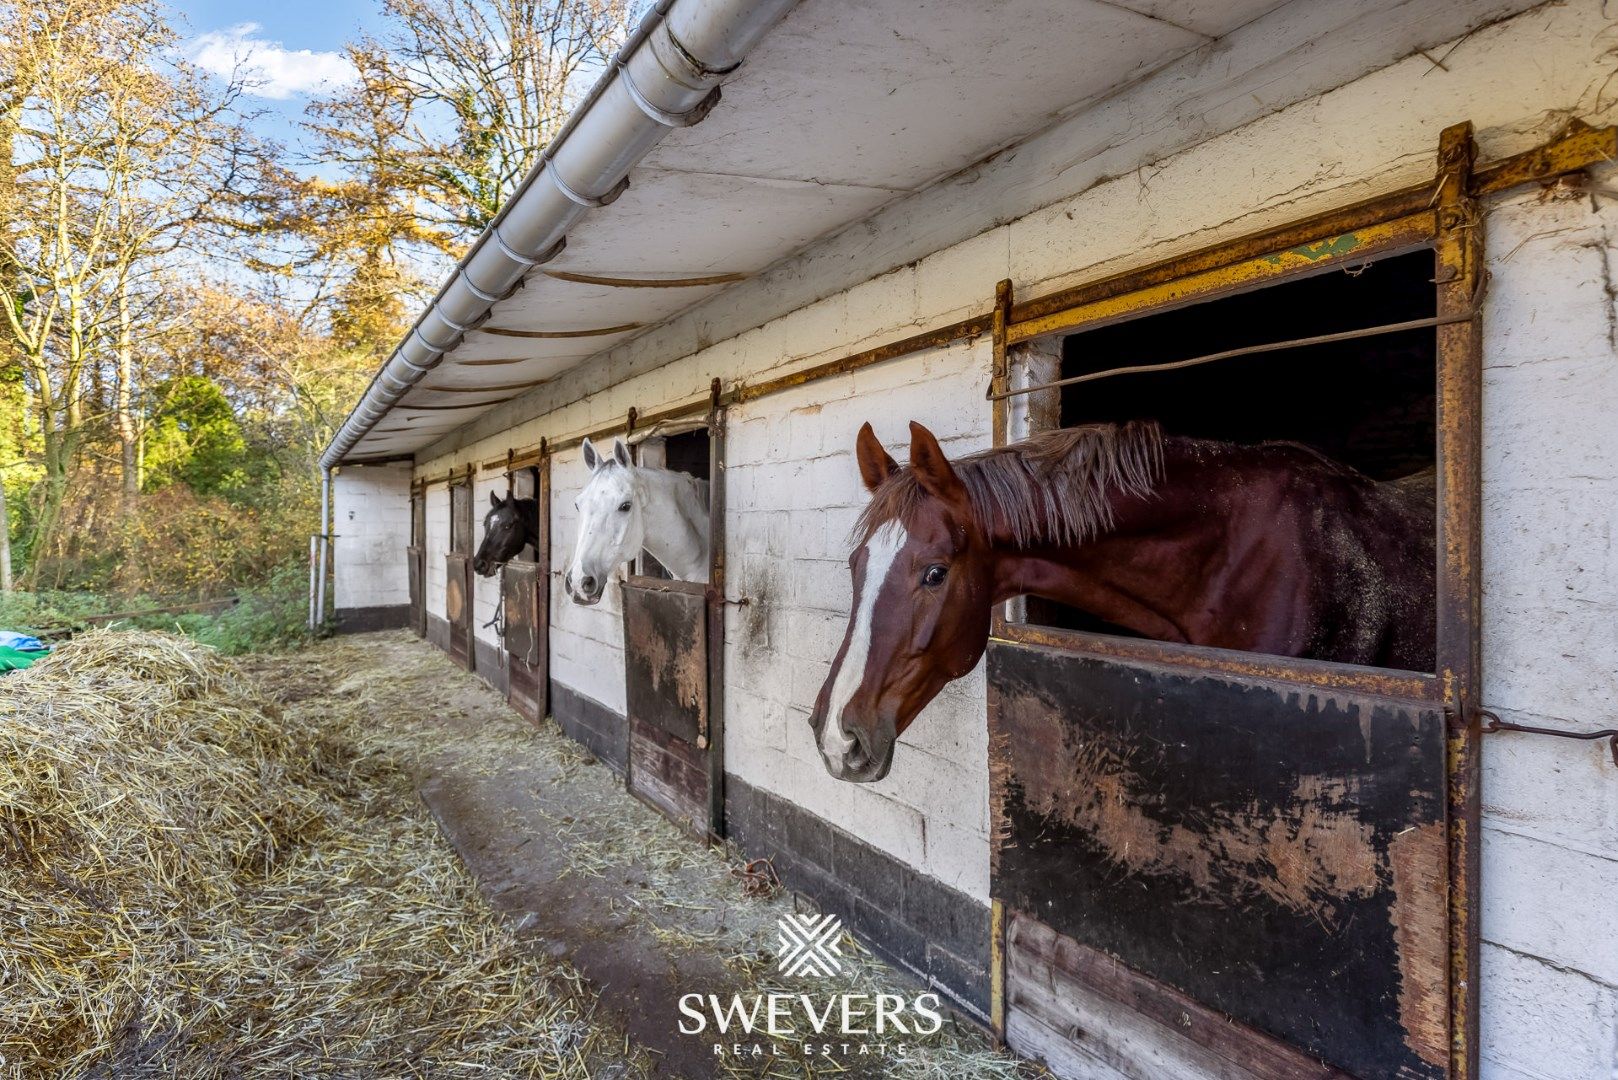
1478,708,1618,767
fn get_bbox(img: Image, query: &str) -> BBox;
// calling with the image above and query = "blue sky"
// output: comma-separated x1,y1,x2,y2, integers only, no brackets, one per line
168,0,385,153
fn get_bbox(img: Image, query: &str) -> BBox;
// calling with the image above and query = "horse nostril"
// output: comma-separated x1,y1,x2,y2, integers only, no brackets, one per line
580,575,597,594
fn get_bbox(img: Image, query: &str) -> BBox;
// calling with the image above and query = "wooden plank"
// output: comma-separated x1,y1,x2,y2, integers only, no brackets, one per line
445,553,473,670
1007,914,1352,1080
502,560,545,724
628,717,707,834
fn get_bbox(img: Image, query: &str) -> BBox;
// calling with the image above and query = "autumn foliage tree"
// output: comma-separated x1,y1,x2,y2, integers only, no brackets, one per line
0,0,264,575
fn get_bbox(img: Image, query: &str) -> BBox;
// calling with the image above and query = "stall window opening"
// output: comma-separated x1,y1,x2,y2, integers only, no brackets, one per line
1020,248,1438,672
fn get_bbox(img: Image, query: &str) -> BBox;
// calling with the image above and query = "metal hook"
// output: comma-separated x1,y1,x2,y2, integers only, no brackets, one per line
1478,708,1618,767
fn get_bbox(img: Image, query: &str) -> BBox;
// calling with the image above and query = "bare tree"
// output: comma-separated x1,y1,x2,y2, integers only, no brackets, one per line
0,0,262,567
319,0,637,244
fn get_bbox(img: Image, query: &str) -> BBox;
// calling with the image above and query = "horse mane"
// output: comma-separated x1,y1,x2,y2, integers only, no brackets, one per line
855,421,1164,548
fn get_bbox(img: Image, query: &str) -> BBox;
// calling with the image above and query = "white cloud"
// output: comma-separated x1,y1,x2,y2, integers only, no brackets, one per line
188,24,357,100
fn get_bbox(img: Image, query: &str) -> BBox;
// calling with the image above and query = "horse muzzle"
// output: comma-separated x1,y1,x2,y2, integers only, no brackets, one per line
813,713,896,784
564,570,605,606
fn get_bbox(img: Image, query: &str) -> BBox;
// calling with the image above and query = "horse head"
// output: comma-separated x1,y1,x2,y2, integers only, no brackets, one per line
565,436,640,605
474,491,531,576
809,421,997,782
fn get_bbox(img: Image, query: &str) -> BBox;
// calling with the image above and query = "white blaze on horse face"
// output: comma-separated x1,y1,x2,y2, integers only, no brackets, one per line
821,522,906,763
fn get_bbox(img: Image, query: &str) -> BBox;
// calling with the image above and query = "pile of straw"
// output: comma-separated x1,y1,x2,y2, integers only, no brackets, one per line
0,631,625,1078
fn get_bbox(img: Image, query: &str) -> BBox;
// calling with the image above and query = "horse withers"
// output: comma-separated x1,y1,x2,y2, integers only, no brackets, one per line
810,420,1435,782
564,436,710,605
473,492,540,577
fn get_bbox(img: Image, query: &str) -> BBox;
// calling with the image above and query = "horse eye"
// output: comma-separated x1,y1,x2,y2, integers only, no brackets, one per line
922,564,948,588
618,501,631,513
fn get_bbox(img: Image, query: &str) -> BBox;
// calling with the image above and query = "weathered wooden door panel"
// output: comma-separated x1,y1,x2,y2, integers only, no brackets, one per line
445,553,473,670
622,579,707,745
406,545,424,637
503,560,547,723
409,492,426,637
622,576,710,832
989,639,1447,1080
628,716,708,833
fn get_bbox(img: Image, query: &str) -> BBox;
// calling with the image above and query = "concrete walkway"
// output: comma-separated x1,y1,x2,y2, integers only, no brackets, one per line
270,632,1035,1079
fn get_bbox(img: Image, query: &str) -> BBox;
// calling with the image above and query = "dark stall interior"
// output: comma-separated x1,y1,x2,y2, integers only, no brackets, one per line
1029,248,1438,647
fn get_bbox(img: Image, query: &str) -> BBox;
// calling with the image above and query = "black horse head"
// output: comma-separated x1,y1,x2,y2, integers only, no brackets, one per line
473,491,539,576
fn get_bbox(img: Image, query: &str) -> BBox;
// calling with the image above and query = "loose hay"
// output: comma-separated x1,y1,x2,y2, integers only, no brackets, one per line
0,630,627,1078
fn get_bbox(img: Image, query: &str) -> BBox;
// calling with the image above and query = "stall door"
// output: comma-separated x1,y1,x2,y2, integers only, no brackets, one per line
620,410,725,838
990,642,1447,1079
622,578,713,833
446,478,474,670
503,463,548,722
445,554,473,668
407,491,425,637
503,561,547,722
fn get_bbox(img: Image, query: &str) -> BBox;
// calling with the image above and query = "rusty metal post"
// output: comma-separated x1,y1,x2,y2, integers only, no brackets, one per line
990,279,1013,450
1434,120,1483,1080
705,376,728,837
538,441,552,720
988,278,1013,1047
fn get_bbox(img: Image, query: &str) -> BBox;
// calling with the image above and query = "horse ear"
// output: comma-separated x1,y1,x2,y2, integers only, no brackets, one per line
489,490,501,509
613,438,631,469
582,437,600,471
855,422,897,493
908,421,967,507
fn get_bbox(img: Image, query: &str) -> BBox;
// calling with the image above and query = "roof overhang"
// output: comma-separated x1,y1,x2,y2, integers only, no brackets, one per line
324,0,1295,466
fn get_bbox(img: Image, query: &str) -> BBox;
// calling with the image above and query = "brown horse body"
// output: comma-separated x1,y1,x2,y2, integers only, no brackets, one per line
810,421,1434,782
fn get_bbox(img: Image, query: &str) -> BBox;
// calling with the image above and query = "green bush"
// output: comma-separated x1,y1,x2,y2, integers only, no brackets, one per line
0,566,316,655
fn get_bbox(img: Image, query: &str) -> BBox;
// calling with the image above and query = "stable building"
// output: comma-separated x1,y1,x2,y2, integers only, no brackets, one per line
317,0,1618,1076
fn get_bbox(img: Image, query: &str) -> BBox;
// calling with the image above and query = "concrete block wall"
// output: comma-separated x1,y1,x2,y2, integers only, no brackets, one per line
547,444,628,719
1475,185,1618,1080
723,337,992,900
423,483,449,617
472,469,503,652
403,1,1618,1071
331,462,413,612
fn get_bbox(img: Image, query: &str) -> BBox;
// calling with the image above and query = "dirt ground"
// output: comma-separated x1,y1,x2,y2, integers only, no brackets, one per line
243,631,1040,1079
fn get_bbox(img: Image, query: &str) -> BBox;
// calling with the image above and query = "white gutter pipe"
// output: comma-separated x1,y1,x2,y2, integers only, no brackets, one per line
320,0,800,470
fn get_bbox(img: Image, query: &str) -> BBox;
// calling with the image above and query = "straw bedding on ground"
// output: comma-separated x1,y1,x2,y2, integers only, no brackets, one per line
1,629,1038,1079
0,630,629,1078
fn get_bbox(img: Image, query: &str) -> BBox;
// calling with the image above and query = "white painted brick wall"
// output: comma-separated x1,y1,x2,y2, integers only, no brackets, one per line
406,3,1618,1071
1476,184,1618,1080
548,444,627,715
724,339,993,898
472,470,503,648
330,463,414,611
424,485,448,616
331,464,413,611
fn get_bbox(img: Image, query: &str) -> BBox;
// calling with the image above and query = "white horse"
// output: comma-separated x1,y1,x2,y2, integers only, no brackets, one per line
564,436,710,605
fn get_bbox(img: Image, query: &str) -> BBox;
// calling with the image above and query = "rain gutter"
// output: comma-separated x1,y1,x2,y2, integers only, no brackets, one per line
320,0,801,469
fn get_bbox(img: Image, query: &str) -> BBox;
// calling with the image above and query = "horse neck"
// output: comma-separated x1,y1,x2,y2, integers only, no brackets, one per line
986,441,1271,647
633,467,709,580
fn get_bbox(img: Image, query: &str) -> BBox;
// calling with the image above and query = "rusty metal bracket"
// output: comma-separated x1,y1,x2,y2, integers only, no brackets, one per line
1479,708,1618,767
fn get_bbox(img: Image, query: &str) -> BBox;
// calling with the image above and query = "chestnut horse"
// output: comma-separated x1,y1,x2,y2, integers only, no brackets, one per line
810,420,1434,782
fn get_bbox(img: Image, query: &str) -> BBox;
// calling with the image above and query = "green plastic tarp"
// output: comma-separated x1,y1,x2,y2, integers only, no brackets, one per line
0,644,46,671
